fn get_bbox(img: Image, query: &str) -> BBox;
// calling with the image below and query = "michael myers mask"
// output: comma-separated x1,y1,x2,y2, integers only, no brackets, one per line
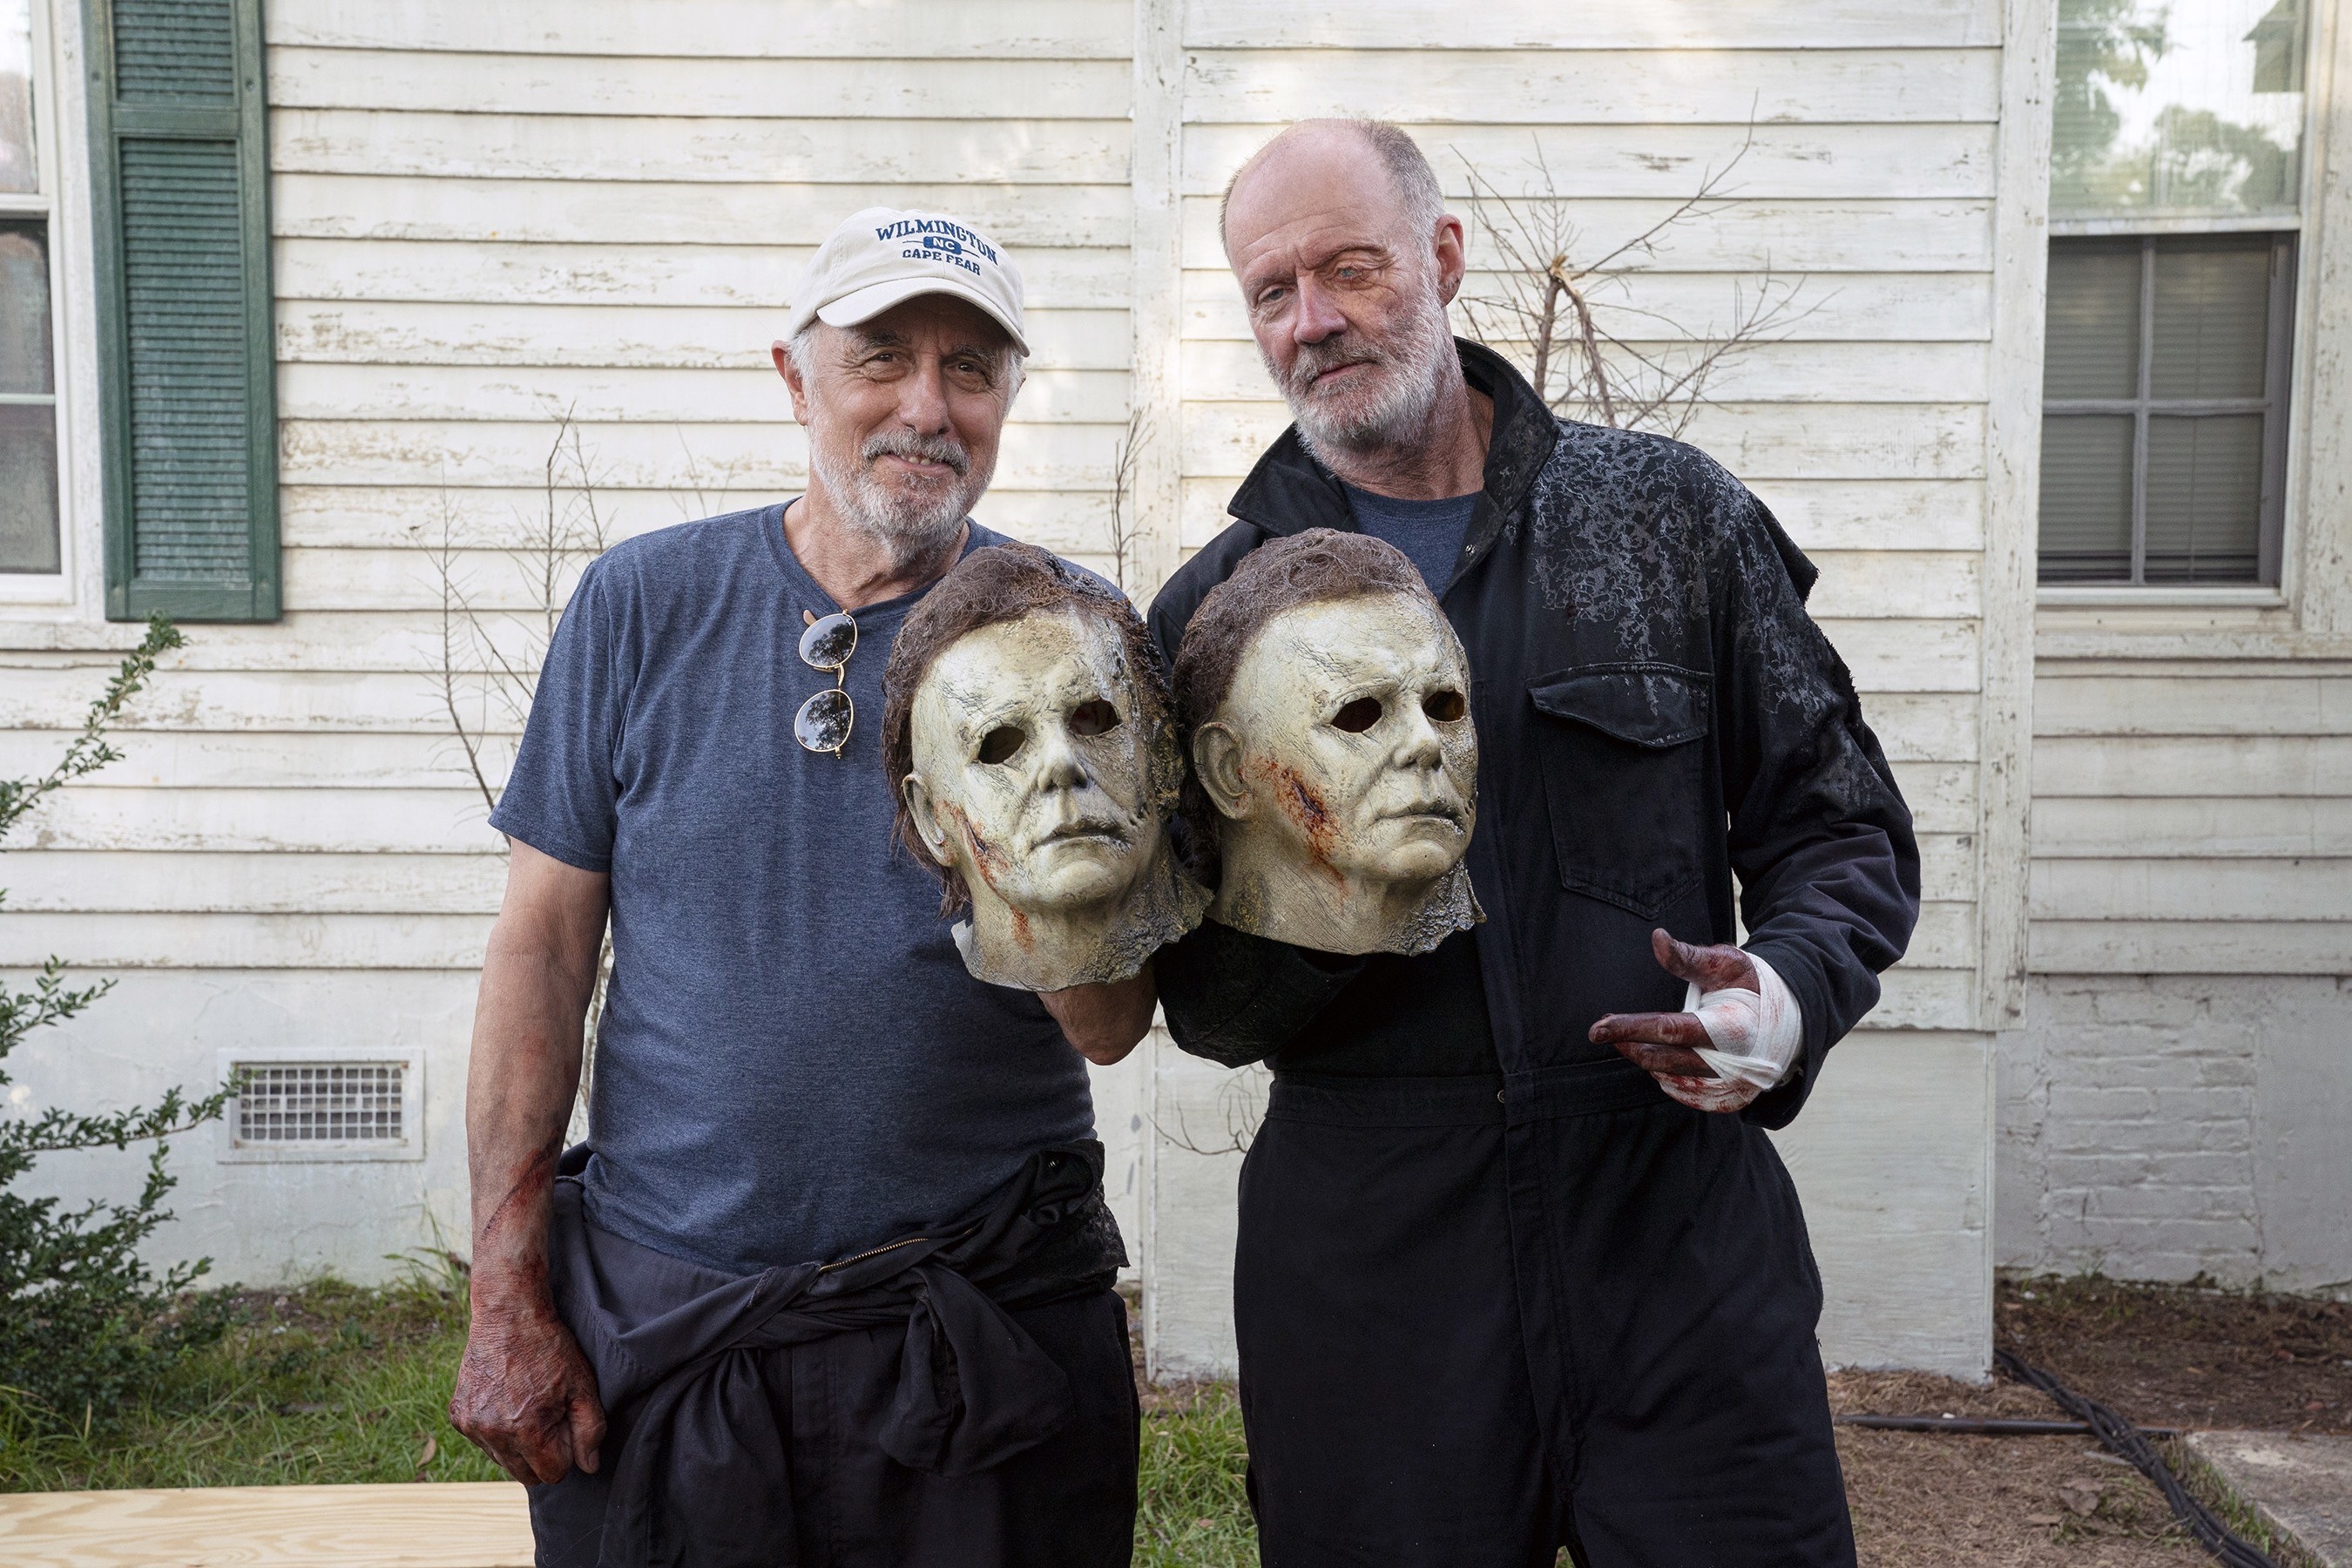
1174,530,1479,956
883,544,1206,990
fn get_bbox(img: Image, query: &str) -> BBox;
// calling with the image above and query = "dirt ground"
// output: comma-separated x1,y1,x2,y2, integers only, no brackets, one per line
1133,1275,2352,1566
1830,1275,2351,1567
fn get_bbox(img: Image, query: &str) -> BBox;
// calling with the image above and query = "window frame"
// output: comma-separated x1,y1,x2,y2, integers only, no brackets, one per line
2038,0,2328,604
2040,231,2296,585
0,0,78,604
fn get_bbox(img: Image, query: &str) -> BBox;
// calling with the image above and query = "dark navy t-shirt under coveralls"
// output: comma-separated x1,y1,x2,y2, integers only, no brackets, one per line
490,506,1096,1274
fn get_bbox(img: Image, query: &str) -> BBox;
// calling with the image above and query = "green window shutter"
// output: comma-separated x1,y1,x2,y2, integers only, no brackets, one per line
88,0,278,622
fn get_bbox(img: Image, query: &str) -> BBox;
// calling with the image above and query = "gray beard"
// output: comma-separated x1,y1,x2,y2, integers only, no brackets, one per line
1273,298,1457,462
809,433,994,571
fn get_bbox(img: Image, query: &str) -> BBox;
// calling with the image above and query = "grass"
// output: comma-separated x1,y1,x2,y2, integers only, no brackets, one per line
0,1266,503,1492
1,1274,1265,1564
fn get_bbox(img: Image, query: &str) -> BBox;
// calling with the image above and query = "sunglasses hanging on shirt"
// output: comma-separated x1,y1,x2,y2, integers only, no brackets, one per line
794,611,858,757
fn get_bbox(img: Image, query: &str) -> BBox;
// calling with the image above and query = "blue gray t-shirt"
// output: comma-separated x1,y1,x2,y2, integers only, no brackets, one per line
489,505,1095,1274
1343,483,1479,593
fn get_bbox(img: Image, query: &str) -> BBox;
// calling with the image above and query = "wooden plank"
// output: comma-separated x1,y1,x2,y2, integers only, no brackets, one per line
0,1481,532,1568
1182,196,1995,273
2032,735,2352,798
2031,850,2342,926
1903,899,1979,969
266,0,1132,57
1,667,480,733
1862,693,1983,763
267,48,1132,118
1891,761,1979,833
1182,270,1997,343
1863,965,1983,1031
1186,123,1997,200
1914,833,1977,903
1181,0,2001,50
1179,337,1989,403
273,174,1132,248
1792,551,1983,620
1178,476,1987,553
2033,797,2352,858
2035,675,2352,737
0,910,495,970
2029,920,2352,976
276,301,1133,371
18,787,503,854
275,239,1132,308
1179,399,1987,482
280,483,1120,551
2030,857,2352,923
0,727,497,788
271,109,1130,186
3,850,505,914
274,363,1131,426
1181,47,2003,125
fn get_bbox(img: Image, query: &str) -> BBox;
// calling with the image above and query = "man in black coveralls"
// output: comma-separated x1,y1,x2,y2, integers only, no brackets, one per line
1144,119,1922,1567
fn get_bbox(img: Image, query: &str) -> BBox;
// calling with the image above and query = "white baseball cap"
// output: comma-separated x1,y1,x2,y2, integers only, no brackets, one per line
783,207,1029,357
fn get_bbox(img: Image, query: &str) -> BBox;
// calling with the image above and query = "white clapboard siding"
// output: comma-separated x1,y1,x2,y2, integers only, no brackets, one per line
1179,0,2001,50
264,0,1136,57
2028,651,2352,976
1179,49,2004,125
268,51,1134,118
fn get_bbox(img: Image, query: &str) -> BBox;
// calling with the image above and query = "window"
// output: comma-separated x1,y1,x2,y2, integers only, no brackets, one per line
2039,0,2309,587
88,0,278,621
0,0,60,577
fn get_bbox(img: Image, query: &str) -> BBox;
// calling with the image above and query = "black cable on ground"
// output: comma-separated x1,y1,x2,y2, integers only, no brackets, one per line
1996,1349,2278,1568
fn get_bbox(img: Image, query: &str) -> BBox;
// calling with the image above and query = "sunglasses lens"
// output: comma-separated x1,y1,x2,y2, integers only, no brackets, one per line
795,686,855,754
799,612,857,671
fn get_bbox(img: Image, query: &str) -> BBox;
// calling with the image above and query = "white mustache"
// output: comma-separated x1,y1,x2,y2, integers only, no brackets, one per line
862,429,970,476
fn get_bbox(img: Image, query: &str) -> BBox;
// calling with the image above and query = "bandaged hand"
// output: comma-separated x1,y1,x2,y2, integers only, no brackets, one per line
1587,929,1803,1113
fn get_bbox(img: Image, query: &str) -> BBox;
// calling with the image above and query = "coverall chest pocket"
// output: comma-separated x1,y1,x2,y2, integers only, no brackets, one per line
1527,663,1713,918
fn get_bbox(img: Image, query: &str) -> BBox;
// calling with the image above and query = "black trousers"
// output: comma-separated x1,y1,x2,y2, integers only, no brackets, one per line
530,1288,1139,1568
1233,1063,1855,1568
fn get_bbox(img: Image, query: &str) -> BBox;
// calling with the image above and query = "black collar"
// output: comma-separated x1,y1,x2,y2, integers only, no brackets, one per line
1226,338,1559,537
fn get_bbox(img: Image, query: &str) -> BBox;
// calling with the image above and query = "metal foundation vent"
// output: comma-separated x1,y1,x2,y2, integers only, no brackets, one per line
234,1062,404,1146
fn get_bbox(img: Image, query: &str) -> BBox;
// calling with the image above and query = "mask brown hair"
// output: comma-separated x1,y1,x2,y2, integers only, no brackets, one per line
882,542,1179,914
1168,528,1439,877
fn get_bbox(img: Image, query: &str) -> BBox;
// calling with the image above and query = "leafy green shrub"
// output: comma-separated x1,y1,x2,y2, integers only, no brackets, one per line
0,619,236,1427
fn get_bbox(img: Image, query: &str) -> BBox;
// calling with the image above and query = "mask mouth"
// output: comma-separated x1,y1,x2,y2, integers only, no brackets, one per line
1379,798,1465,827
1041,814,1133,847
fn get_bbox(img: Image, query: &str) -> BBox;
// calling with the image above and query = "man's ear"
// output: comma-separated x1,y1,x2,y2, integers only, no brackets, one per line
903,774,957,867
1192,722,1251,819
774,340,813,425
1432,213,1468,307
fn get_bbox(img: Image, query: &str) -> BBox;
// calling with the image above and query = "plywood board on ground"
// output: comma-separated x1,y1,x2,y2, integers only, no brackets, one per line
0,1483,531,1568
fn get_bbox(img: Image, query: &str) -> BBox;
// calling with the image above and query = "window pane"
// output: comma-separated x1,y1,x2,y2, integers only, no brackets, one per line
2144,414,2261,580
2045,240,2142,399
2054,0,2305,218
2038,414,2136,581
0,0,30,193
0,402,57,572
0,218,51,394
2150,234,2271,398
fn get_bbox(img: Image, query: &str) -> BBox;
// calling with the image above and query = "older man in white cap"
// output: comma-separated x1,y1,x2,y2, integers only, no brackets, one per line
449,209,1146,1567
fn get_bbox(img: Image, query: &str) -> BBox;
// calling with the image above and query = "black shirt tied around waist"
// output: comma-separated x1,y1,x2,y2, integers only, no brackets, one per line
544,1140,1126,1567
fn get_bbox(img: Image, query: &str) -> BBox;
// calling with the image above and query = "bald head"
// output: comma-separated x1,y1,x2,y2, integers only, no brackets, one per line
1220,119,1444,260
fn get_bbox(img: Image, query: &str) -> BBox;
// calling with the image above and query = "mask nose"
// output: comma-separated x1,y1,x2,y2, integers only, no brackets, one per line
1029,720,1091,792
1391,703,1446,772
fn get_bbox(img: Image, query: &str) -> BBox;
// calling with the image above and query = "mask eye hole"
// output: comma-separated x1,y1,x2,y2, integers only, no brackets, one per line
977,725,1027,765
1068,699,1120,738
1332,697,1382,733
1423,689,1467,723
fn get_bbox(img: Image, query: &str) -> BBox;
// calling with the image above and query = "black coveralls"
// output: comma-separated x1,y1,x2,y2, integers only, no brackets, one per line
1147,341,1922,1568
